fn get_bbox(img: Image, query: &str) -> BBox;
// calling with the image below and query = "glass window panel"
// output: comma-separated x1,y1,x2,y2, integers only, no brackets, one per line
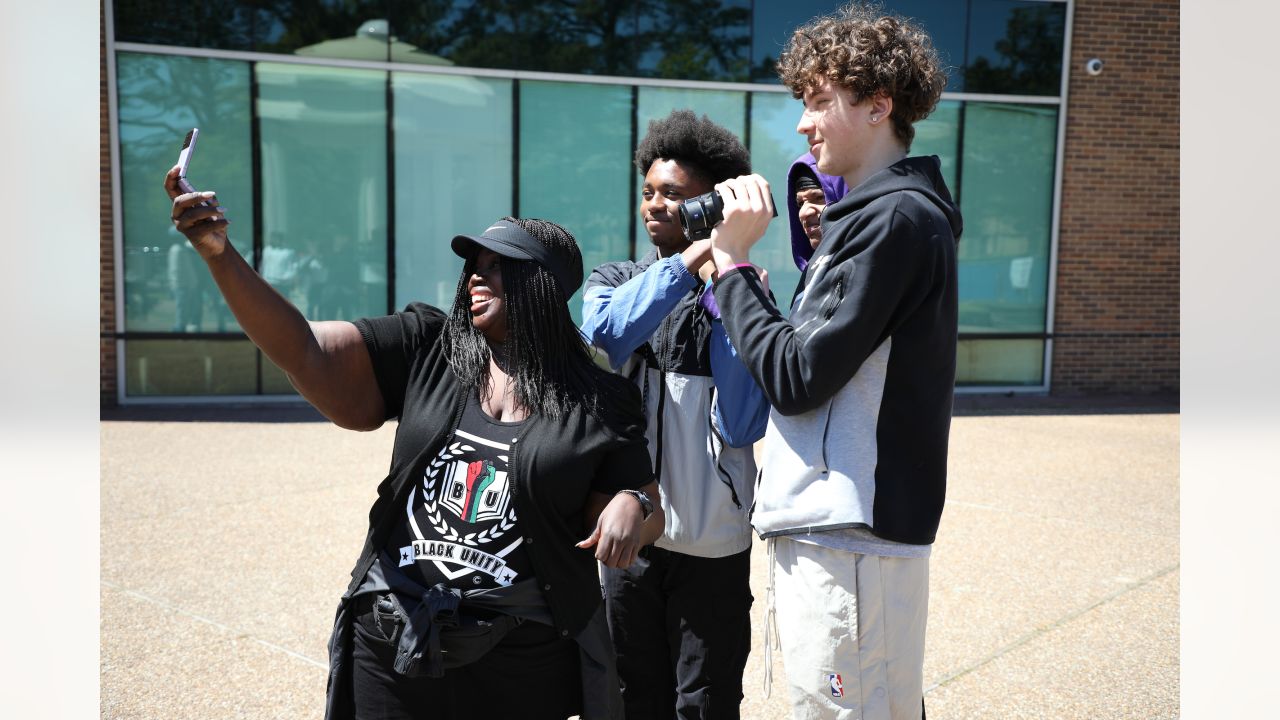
910,99,960,197
964,0,1067,96
257,63,388,322
891,1,969,92
394,3,644,76
393,73,513,311
519,81,633,323
750,1,966,88
637,87,746,141
747,91,808,310
750,1,840,82
956,338,1044,386
257,4,393,60
124,340,258,396
957,102,1057,334
113,0,257,50
636,1,751,81
116,52,253,334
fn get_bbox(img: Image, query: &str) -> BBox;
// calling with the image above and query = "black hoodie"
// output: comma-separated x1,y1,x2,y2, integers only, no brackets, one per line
712,155,961,545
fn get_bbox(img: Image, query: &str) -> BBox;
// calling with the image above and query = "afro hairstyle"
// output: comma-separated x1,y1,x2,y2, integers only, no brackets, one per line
634,109,751,185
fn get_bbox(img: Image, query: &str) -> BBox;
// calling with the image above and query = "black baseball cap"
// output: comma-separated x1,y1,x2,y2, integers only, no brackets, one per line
450,219,582,300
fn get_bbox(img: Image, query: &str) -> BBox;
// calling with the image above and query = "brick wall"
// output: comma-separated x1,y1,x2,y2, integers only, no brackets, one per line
100,4,117,407
1051,0,1179,395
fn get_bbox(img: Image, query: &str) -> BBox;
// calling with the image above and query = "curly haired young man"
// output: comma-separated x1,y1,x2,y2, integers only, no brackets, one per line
707,5,962,719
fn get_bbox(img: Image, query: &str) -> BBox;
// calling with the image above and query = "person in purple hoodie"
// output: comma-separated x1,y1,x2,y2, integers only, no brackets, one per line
786,152,849,271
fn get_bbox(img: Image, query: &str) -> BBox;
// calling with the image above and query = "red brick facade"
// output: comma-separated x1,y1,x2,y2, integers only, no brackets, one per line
1051,0,1179,395
101,5,118,407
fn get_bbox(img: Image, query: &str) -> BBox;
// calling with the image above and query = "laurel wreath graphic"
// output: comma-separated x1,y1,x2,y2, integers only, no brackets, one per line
421,442,517,547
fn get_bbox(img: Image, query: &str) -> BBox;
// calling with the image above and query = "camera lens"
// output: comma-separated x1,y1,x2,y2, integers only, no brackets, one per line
677,191,724,241
676,187,779,241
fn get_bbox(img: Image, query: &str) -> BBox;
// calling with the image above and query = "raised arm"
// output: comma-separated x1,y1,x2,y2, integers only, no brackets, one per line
580,241,712,369
165,166,385,430
709,175,941,415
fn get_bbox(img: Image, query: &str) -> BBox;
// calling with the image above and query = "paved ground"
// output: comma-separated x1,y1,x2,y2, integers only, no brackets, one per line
101,398,1178,719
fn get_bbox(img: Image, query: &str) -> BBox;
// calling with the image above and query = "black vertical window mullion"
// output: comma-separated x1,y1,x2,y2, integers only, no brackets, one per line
250,61,264,395
512,80,521,216
628,85,639,261
961,0,974,94
249,64,263,274
385,71,396,314
743,92,753,154
953,101,966,207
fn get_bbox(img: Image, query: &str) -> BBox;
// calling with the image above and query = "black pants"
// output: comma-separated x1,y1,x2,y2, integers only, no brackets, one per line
350,593,581,720
601,545,753,720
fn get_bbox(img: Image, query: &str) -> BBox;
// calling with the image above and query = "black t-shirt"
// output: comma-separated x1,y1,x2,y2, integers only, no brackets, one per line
351,303,654,635
381,392,535,590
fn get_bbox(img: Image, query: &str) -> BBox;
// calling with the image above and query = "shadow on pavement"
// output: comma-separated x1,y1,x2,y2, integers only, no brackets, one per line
100,393,1179,423
101,402,328,423
953,392,1178,416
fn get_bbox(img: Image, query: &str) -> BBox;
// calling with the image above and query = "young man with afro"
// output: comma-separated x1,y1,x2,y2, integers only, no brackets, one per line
707,5,962,719
580,109,770,719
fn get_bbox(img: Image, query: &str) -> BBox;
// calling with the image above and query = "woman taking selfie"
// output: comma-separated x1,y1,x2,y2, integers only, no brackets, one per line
165,167,662,720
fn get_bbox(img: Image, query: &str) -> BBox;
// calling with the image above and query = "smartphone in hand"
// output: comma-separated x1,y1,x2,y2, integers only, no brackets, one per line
176,128,200,193
175,128,212,209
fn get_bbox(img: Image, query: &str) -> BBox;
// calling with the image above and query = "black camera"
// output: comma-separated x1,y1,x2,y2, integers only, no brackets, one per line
677,190,777,241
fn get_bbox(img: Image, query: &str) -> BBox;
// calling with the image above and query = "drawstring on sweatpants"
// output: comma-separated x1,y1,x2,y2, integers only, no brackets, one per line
763,536,780,697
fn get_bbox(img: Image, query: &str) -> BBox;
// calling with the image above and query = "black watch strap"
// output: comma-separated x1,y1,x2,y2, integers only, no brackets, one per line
618,489,654,520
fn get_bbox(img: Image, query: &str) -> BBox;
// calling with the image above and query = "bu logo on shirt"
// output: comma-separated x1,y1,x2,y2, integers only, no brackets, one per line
441,459,511,523
827,673,844,698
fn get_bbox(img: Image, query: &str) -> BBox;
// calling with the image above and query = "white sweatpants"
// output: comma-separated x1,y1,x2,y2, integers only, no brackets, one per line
770,536,929,720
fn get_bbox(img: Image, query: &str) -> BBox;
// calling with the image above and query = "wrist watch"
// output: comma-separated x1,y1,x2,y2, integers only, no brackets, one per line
617,489,654,520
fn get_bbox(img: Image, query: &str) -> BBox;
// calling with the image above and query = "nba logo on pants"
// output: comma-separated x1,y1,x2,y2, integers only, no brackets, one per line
827,673,844,698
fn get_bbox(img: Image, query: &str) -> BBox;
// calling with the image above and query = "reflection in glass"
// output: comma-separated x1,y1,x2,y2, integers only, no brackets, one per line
749,0,967,87
256,63,388,321
750,0,839,82
254,1,390,58
637,87,746,140
125,340,258,396
747,91,807,310
397,2,644,76
964,0,1066,96
892,1,968,92
957,102,1057,333
746,0,1064,95
393,73,513,311
113,0,258,50
115,1,1064,94
636,0,751,81
116,52,253,333
910,100,960,196
956,339,1044,386
519,81,633,323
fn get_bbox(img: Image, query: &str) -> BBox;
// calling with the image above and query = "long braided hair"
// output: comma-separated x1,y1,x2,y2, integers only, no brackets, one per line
441,217,601,419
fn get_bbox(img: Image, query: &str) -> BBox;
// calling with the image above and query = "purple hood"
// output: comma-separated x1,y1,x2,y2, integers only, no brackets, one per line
786,152,848,271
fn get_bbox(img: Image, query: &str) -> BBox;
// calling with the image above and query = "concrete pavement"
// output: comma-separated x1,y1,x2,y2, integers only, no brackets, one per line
101,400,1178,718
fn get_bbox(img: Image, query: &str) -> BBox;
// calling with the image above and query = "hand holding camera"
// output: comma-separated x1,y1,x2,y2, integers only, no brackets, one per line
677,174,777,242
702,174,775,271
